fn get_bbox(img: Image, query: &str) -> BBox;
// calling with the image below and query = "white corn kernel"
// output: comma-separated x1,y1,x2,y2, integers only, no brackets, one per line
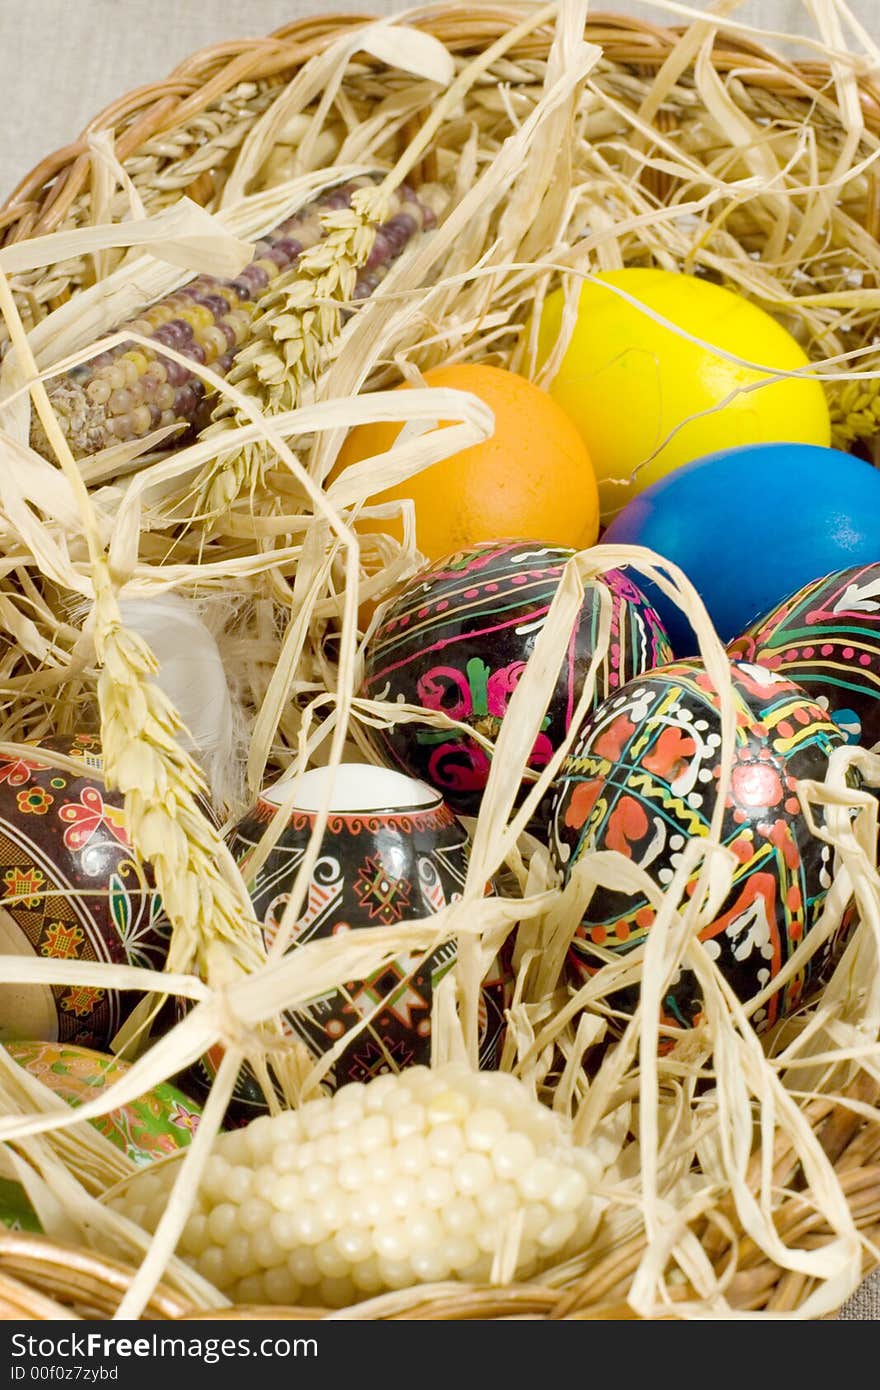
444,1196,478,1236
422,1167,455,1208
113,1065,600,1308
425,1123,465,1166
207,1204,237,1245
237,1199,270,1234
464,1107,507,1152
493,1132,535,1179
335,1227,373,1264
268,1174,302,1211
287,1247,319,1287
455,1152,493,1196
518,1158,559,1203
235,1274,265,1305
225,1233,258,1279
301,1164,333,1199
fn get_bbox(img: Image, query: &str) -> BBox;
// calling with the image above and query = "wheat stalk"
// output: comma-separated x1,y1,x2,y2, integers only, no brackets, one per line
194,182,392,517
92,567,265,979
0,263,266,987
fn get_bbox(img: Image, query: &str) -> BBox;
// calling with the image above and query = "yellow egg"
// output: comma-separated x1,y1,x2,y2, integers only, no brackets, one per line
534,269,831,517
332,363,600,561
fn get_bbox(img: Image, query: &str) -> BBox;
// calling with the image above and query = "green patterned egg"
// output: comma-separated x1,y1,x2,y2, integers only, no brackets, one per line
0,1041,201,1231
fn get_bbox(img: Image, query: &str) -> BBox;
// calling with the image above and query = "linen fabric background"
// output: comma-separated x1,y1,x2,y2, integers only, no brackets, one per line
0,0,878,1319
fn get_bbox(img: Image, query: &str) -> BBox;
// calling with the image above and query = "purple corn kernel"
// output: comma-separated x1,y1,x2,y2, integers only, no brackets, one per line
353,271,380,299
323,188,353,210
272,237,303,262
36,177,434,460
152,320,193,348
240,264,270,293
379,223,406,255
164,359,193,388
383,214,417,253
366,230,392,272
261,245,293,268
190,292,234,319
174,386,197,416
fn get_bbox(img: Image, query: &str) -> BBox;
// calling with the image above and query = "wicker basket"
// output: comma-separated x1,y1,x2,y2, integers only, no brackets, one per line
1,2,880,1321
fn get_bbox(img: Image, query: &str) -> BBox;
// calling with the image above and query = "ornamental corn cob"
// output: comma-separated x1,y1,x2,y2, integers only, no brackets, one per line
31,179,434,461
110,1065,602,1308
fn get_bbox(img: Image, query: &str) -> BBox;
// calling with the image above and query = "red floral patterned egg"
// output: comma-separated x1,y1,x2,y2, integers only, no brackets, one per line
0,735,169,1049
549,660,856,1033
360,542,672,817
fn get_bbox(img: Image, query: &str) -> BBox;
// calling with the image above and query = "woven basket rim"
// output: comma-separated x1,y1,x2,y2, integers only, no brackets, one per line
4,3,880,245
2,1064,879,1319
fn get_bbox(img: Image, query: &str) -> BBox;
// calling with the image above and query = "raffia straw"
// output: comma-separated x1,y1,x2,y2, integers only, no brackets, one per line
195,182,394,516
0,0,878,1321
183,19,464,515
191,4,589,516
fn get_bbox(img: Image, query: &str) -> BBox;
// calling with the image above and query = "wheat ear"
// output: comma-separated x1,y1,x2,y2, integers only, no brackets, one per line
193,180,434,517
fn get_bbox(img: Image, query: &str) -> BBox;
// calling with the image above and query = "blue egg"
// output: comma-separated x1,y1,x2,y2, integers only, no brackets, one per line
603,443,880,654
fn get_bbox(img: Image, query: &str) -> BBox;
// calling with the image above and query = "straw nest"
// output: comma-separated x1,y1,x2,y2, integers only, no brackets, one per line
1,0,880,1320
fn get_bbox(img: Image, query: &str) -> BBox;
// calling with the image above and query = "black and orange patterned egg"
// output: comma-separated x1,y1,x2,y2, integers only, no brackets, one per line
0,735,169,1049
728,561,880,748
182,764,512,1121
361,541,672,816
549,660,855,1033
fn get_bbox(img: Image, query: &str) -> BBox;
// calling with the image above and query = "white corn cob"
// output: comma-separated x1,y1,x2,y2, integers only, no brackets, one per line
110,1065,602,1308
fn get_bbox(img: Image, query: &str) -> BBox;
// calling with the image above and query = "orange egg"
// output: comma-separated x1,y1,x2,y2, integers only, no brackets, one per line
332,364,600,561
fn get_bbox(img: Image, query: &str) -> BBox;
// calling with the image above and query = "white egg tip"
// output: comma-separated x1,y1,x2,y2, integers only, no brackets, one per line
262,764,442,813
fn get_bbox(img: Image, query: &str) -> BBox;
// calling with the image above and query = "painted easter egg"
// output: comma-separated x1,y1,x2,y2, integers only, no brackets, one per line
332,363,600,559
186,765,511,1119
0,1040,201,1231
6,1041,201,1161
549,660,854,1033
602,443,880,654
0,735,169,1050
360,541,673,816
0,1177,41,1233
534,269,830,516
728,562,880,749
